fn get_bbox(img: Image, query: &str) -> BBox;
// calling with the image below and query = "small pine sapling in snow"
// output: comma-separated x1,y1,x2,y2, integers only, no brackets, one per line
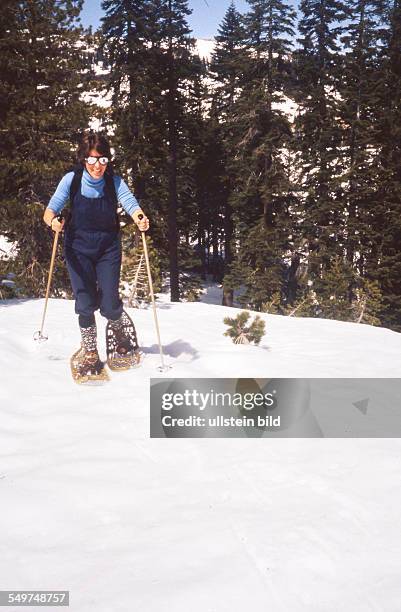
223,311,266,345
247,316,266,344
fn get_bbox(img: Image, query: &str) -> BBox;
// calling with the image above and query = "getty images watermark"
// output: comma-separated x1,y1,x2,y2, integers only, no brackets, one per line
150,378,401,438
161,387,280,428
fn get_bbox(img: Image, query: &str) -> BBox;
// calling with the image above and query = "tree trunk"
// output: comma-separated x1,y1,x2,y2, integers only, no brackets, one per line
222,198,233,306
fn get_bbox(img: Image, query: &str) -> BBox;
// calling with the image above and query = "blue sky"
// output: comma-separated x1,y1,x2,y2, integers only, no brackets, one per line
81,0,251,38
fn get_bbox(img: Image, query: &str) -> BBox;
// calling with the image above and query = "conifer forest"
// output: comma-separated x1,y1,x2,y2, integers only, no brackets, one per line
1,0,401,331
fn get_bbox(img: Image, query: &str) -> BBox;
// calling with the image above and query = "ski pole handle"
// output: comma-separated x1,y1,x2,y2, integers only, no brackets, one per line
137,213,149,232
50,214,64,232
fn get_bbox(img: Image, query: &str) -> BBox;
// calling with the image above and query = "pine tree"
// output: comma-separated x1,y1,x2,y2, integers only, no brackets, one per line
221,0,296,311
338,0,388,277
101,0,163,202
101,0,171,289
353,279,383,325
195,116,228,282
210,2,248,117
224,219,286,311
223,311,266,344
176,54,211,283
284,256,383,324
0,0,90,297
156,0,196,301
120,229,161,305
102,0,198,303
210,3,248,306
371,0,401,330
123,251,149,307
294,0,350,288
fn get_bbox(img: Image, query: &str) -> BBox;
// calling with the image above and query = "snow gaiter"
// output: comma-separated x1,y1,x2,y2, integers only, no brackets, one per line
108,313,125,335
79,324,98,353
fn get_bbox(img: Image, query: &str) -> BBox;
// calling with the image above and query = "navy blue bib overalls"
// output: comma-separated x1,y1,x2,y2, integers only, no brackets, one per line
64,184,123,328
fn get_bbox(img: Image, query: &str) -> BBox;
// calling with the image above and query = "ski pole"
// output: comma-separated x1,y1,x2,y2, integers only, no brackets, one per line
137,213,169,371
34,216,63,342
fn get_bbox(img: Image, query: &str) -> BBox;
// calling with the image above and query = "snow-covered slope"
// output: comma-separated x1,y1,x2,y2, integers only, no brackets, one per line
2,297,400,382
1,298,401,611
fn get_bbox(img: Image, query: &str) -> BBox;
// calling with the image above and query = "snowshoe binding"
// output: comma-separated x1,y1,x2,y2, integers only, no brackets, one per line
106,310,141,371
70,347,110,384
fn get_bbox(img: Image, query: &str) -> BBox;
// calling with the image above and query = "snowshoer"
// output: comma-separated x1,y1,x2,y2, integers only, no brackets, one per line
43,131,150,383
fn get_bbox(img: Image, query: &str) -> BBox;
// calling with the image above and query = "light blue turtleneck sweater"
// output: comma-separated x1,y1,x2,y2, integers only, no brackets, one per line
48,168,140,216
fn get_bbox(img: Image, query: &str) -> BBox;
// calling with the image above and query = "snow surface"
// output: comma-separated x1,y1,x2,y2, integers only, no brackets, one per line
1,298,401,611
195,38,215,61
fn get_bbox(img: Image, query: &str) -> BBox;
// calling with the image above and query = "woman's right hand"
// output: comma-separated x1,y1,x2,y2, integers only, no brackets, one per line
43,208,64,232
50,216,65,233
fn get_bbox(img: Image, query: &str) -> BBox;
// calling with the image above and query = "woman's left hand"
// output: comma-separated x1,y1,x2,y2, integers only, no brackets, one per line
132,210,150,232
137,216,149,232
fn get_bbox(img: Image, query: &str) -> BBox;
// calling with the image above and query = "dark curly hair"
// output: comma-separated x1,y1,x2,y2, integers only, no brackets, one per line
76,132,112,168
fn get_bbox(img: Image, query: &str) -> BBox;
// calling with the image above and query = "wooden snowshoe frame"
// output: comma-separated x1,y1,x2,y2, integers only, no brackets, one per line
70,347,109,384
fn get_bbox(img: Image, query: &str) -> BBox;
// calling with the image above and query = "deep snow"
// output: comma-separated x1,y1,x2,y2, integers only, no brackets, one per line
1,297,401,611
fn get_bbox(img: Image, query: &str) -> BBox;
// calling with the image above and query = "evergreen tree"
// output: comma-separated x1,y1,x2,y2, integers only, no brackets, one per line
372,0,401,330
155,0,196,301
222,0,296,310
210,3,248,306
223,311,266,344
210,2,248,116
101,0,171,293
196,117,228,282
102,0,197,302
338,0,388,277
101,0,163,205
120,230,161,305
284,255,383,324
225,220,287,311
0,0,90,297
294,0,349,289
175,54,210,286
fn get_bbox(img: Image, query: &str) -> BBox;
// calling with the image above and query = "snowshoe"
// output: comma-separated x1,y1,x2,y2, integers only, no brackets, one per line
106,310,141,371
70,347,109,384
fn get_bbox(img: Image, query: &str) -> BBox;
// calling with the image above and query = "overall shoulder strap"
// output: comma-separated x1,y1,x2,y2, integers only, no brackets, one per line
104,167,118,208
69,166,84,206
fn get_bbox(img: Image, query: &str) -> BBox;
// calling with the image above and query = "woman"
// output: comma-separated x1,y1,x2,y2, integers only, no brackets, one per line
43,131,150,383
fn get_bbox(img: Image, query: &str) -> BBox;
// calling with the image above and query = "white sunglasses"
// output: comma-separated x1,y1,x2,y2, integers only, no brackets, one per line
85,156,109,166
